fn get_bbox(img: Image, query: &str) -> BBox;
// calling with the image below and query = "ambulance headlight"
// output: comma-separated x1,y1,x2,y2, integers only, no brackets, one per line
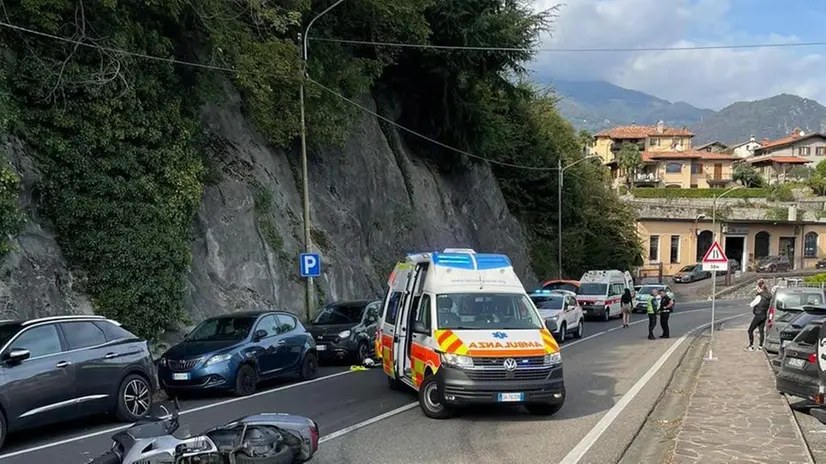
440,352,474,368
543,352,562,365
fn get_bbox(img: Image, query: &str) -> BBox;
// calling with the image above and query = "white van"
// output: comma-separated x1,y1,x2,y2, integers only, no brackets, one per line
375,249,565,419
576,270,634,321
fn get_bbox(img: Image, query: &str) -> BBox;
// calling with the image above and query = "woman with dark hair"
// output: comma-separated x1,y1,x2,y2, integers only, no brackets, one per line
746,279,772,351
620,288,633,328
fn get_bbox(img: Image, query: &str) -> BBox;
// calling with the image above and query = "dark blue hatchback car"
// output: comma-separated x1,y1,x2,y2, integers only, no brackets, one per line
158,311,318,396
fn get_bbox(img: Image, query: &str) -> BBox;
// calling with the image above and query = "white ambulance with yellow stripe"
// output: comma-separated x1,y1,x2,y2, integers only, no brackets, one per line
376,248,565,419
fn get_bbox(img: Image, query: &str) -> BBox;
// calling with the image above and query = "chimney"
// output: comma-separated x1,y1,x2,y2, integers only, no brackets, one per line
631,121,636,126
750,135,756,143
792,128,801,137
657,120,664,134
762,138,769,146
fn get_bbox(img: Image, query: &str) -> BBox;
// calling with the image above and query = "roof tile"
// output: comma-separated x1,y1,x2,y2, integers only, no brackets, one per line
596,125,694,138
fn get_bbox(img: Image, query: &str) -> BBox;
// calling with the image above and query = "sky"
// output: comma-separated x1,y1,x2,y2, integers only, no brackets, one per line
530,0,826,110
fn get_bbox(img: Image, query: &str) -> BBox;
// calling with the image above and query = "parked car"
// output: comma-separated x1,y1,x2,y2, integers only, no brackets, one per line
0,315,155,450
756,255,791,273
673,264,711,283
530,290,584,341
158,311,318,397
307,299,381,363
816,258,826,269
765,287,826,354
772,305,826,371
540,279,580,294
776,320,824,403
632,284,676,313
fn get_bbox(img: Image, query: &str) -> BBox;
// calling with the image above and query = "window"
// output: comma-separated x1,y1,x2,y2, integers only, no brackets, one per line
610,284,624,296
799,146,811,156
276,314,297,333
61,321,107,350
313,303,366,325
795,324,821,346
665,163,682,173
670,235,680,264
254,315,279,337
386,292,402,324
817,147,825,156
579,283,608,296
649,138,660,147
11,325,62,358
691,163,702,174
415,295,432,332
188,316,255,341
94,321,136,342
804,232,819,258
649,235,660,263
364,302,380,323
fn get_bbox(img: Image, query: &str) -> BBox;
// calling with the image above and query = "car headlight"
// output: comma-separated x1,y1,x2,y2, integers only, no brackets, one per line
205,353,232,366
548,315,559,321
338,330,352,339
158,357,167,367
544,352,562,365
440,352,474,368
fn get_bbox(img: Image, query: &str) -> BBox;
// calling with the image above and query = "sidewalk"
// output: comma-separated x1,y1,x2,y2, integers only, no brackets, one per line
670,323,813,464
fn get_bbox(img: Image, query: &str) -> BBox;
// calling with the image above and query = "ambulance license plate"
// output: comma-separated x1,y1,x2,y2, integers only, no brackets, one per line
172,373,190,381
497,393,524,402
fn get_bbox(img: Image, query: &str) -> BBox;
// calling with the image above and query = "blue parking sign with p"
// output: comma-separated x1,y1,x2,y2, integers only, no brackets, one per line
300,253,321,278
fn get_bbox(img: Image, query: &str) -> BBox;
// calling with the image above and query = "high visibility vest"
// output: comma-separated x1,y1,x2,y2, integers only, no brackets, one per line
646,297,657,314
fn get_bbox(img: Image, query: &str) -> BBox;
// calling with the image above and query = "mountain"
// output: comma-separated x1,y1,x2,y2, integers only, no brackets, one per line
546,79,826,145
690,94,826,145
547,79,715,134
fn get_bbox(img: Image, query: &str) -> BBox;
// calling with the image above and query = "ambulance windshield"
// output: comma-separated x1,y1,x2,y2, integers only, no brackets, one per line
435,293,543,330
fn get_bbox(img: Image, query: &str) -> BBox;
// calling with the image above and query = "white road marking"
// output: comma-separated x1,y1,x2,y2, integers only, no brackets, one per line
557,312,750,464
0,302,743,459
0,369,355,460
319,402,419,443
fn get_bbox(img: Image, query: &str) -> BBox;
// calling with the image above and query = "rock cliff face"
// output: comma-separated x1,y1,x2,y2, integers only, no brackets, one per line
1,89,535,324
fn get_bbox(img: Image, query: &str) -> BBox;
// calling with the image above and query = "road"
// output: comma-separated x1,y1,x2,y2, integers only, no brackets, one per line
0,299,750,464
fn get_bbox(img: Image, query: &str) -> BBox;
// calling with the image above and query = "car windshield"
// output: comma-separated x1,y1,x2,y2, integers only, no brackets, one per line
775,291,823,310
579,283,608,296
436,293,543,330
531,295,563,310
187,316,256,341
679,265,697,272
542,282,579,293
313,303,366,325
639,286,663,295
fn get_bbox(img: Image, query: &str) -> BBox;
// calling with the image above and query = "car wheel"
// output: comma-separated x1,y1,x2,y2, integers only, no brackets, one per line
603,308,610,322
355,342,369,364
0,409,7,451
558,323,566,342
418,374,454,419
115,374,153,421
299,352,318,381
574,320,584,339
525,402,564,416
234,364,259,397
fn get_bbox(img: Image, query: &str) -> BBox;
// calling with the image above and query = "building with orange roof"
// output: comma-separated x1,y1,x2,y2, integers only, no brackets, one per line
593,120,695,165
605,149,739,189
745,153,810,184
753,128,826,167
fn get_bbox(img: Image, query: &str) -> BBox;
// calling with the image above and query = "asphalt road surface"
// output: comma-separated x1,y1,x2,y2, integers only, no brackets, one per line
0,299,751,464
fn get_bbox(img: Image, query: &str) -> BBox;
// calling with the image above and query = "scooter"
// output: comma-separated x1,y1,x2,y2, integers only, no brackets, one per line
86,398,319,464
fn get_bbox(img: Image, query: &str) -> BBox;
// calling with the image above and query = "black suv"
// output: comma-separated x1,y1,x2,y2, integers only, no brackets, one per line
0,315,156,449
307,300,380,363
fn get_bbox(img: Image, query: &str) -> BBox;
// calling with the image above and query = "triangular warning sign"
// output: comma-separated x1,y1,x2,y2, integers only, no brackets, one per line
701,241,728,263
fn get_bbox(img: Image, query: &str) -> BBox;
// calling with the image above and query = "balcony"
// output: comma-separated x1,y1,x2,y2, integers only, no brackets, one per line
632,172,661,185
705,176,733,187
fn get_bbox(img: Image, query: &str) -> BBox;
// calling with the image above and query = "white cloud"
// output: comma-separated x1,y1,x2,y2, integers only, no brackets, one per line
530,0,826,109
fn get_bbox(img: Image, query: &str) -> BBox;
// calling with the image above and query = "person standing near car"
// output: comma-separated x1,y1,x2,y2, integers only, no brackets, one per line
620,288,633,328
658,288,674,339
746,279,772,351
646,288,659,340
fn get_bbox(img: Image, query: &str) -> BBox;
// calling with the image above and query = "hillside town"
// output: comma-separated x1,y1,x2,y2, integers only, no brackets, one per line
591,121,826,279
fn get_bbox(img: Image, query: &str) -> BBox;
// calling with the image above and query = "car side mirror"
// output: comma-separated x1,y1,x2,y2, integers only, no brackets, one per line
253,330,268,342
4,349,30,364
412,322,429,334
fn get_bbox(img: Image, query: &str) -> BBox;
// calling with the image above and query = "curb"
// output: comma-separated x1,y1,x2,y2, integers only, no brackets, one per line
781,392,817,464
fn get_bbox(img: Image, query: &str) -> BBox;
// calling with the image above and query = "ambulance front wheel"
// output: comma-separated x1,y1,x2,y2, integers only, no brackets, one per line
419,374,454,419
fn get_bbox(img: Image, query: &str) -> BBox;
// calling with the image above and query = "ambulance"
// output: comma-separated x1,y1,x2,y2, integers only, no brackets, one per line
375,248,564,419
576,269,635,321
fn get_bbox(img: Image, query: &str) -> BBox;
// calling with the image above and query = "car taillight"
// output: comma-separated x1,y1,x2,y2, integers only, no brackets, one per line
808,353,817,364
310,421,319,453
767,307,775,328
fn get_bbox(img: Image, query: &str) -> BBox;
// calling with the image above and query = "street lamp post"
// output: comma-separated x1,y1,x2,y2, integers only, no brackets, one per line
298,0,346,323
557,154,601,279
706,185,743,361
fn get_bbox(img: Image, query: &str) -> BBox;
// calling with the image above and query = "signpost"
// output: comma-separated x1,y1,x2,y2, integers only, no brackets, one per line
702,241,728,361
299,253,321,322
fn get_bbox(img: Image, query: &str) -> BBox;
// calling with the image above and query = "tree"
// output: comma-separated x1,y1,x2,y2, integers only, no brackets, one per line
618,142,643,189
788,165,813,182
809,160,826,195
732,161,764,187
577,129,594,155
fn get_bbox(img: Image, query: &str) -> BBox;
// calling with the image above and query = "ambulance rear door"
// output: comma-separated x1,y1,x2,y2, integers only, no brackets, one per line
380,263,413,378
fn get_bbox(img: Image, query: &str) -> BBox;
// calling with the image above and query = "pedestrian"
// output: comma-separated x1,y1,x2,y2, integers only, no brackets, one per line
646,288,659,340
746,279,772,351
658,288,674,338
620,288,633,328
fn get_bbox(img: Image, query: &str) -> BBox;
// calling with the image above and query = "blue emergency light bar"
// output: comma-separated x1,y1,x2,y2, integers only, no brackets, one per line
531,289,552,295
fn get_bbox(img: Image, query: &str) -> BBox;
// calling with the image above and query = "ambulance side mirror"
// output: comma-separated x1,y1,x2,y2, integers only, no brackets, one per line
412,322,429,335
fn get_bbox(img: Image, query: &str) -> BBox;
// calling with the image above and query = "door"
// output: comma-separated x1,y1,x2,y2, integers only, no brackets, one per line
409,294,435,388
275,314,302,368
381,264,413,378
1,324,78,429
394,263,427,385
713,163,722,180
252,315,281,377
562,295,576,328
58,321,122,416
780,237,796,269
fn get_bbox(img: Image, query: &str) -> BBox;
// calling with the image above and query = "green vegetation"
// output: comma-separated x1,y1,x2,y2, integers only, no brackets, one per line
0,155,26,256
732,161,764,188
617,142,643,189
804,273,826,284
809,161,826,196
0,0,645,335
632,188,770,199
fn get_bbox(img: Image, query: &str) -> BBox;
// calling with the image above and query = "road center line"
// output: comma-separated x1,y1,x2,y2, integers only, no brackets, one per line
557,311,750,464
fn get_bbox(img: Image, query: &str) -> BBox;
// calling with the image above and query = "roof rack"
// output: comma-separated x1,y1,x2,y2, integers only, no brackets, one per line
22,315,106,326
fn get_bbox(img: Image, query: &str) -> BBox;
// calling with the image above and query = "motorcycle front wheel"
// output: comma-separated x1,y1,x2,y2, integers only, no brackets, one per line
86,450,120,464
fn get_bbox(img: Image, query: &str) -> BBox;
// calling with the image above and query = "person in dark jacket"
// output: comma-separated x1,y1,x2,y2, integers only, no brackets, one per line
746,279,772,351
620,288,633,328
658,289,674,338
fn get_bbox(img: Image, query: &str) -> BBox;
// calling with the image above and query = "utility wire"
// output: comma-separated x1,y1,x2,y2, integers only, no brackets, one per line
0,19,603,172
310,37,826,53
